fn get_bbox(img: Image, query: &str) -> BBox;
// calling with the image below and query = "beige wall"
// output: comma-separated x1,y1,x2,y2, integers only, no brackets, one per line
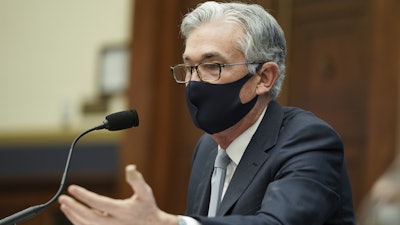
0,0,133,135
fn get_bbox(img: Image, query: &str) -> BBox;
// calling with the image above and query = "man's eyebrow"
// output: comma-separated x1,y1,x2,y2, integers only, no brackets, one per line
182,52,223,62
182,55,191,62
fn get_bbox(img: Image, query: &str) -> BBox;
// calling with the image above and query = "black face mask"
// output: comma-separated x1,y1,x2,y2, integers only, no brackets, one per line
185,74,258,134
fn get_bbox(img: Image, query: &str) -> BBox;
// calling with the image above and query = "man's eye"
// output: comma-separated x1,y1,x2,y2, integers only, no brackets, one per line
202,64,220,70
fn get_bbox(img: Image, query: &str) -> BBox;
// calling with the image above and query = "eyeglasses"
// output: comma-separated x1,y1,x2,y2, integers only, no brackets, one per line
170,61,265,84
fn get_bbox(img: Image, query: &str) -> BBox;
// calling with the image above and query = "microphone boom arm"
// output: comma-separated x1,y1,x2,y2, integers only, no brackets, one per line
0,109,138,225
0,125,103,225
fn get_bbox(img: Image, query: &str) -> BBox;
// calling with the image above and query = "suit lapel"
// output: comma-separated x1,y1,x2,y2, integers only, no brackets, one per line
218,100,284,215
192,148,217,215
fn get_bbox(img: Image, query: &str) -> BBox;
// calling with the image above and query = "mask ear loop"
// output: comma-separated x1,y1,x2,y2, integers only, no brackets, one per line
255,62,265,73
249,62,268,76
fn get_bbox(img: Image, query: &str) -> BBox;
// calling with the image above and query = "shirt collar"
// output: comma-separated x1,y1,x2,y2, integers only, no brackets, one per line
218,105,267,165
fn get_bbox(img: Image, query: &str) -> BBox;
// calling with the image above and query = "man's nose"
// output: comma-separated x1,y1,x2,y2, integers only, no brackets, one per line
190,68,202,82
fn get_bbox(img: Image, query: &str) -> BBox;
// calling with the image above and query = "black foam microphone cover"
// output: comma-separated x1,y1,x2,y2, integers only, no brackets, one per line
104,109,139,131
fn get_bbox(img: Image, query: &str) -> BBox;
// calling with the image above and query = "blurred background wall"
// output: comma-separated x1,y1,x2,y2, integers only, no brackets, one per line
0,0,133,224
0,0,132,134
0,0,399,225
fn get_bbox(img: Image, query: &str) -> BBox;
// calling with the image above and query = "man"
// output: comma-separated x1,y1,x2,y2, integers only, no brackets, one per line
58,1,356,225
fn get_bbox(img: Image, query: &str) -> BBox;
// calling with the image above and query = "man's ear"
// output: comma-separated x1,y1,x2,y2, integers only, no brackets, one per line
256,62,279,95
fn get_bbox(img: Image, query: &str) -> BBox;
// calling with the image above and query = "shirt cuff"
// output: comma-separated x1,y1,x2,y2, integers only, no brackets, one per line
178,215,202,225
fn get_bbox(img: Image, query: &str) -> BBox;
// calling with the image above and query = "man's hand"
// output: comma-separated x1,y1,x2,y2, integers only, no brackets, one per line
58,164,178,225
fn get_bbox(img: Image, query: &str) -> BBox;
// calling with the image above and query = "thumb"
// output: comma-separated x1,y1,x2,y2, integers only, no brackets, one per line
125,164,153,201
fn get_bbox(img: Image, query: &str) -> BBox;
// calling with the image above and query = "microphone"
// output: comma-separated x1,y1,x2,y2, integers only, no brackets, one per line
98,109,139,131
0,109,139,225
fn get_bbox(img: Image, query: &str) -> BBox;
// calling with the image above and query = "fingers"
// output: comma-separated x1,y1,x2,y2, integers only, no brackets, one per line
66,185,120,214
59,194,111,225
125,164,154,202
59,165,158,225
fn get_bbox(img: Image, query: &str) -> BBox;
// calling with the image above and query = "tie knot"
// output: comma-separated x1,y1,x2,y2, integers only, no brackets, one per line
214,149,231,168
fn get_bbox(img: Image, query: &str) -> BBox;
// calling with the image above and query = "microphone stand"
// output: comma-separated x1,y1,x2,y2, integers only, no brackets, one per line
0,124,105,225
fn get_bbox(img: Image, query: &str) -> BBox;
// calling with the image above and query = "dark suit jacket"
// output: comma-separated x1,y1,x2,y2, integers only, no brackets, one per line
185,100,355,225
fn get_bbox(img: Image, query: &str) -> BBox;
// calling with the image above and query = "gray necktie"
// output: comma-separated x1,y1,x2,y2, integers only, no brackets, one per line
208,149,231,217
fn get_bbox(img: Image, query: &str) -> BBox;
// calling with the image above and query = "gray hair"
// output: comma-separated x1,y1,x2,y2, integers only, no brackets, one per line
181,1,287,99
